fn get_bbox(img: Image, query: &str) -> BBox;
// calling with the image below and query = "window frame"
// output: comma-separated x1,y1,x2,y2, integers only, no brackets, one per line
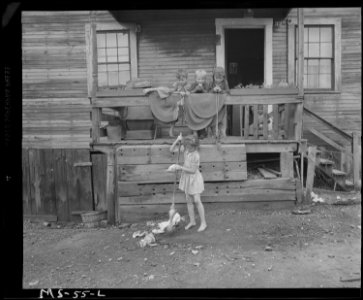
288,17,341,93
85,22,138,95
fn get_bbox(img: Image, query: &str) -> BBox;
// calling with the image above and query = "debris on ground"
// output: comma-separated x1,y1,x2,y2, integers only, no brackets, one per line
191,250,199,255
195,245,204,249
311,192,325,203
146,221,155,227
132,231,148,238
151,213,182,234
265,246,273,251
267,266,273,271
292,208,312,215
193,262,200,267
139,233,156,248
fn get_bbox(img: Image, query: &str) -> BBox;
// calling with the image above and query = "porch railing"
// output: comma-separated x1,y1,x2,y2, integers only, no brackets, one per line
90,88,303,144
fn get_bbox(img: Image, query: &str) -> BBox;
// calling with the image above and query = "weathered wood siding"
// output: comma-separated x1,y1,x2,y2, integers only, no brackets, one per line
22,148,94,221
287,8,361,145
22,11,91,148
96,9,288,86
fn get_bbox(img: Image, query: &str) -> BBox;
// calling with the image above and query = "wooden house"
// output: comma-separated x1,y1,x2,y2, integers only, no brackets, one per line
22,8,361,224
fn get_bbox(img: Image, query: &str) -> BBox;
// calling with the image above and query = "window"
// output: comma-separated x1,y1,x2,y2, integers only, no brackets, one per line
97,30,131,87
295,26,334,89
85,22,138,95
288,17,341,92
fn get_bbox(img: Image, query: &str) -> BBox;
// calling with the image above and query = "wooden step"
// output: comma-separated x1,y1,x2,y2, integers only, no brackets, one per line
332,169,347,176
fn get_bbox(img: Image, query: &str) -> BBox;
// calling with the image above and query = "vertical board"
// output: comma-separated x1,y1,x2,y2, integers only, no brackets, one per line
253,105,259,139
22,149,32,215
262,105,268,139
273,105,279,139
53,149,70,221
28,149,40,214
244,105,250,139
38,149,57,215
91,152,107,211
66,149,93,218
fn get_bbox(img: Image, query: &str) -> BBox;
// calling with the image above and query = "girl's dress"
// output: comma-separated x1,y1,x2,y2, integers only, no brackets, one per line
179,150,204,195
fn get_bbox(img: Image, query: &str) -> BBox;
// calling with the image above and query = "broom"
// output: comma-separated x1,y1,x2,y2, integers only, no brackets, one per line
167,139,182,230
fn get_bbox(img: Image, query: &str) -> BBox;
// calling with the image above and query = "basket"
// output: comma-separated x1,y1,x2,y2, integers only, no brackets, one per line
81,210,107,225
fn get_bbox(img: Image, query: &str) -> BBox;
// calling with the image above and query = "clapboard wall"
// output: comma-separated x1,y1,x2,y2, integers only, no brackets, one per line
287,8,361,145
22,11,92,148
22,9,289,148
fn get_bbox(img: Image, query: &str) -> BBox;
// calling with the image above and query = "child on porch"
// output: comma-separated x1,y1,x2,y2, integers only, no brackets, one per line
189,69,211,138
169,133,207,232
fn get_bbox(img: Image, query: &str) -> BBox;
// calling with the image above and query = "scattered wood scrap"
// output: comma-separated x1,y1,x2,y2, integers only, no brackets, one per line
257,168,277,179
262,167,282,177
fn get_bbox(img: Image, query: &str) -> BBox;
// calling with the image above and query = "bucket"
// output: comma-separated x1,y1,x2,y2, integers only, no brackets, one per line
106,125,121,141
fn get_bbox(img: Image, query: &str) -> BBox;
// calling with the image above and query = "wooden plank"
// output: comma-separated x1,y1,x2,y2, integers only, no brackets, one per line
28,149,40,214
307,128,345,152
229,88,299,95
66,149,93,221
125,130,154,140
244,105,250,139
263,105,268,139
280,152,294,178
53,149,69,221
106,150,116,224
297,8,304,97
38,149,57,215
257,168,277,179
92,95,303,108
22,149,32,215
305,146,317,203
253,105,259,139
119,190,296,205
294,102,303,140
116,144,246,164
118,161,247,183
91,152,107,211
91,107,101,143
296,179,303,203
352,132,361,190
272,105,279,139
118,178,296,197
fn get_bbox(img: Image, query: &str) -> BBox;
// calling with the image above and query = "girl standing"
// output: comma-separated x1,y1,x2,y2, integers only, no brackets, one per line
169,133,207,232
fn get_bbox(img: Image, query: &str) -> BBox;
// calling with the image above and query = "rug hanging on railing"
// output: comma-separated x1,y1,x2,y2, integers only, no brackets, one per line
148,92,227,130
148,90,180,124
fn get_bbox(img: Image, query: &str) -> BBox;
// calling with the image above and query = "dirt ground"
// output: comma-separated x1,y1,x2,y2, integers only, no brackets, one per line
23,189,361,289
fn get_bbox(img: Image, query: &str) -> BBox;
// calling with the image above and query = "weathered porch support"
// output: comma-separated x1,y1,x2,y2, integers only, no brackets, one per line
91,145,118,224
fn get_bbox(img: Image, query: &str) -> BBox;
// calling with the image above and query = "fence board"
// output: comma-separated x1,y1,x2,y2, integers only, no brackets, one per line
91,152,108,211
53,149,69,221
22,149,32,215
65,149,93,218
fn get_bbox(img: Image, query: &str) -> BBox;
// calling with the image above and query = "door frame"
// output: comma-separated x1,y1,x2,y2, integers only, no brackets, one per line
215,18,273,87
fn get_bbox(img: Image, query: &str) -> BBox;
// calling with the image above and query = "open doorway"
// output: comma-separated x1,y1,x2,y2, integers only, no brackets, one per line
225,29,265,136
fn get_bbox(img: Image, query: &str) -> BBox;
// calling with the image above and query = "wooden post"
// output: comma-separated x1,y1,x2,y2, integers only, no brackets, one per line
305,146,317,203
106,149,116,224
352,132,361,190
294,102,303,140
280,152,294,178
297,8,304,97
91,107,101,143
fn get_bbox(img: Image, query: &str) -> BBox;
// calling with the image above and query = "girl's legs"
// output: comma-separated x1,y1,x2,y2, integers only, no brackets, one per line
169,123,175,137
185,193,196,230
193,194,207,232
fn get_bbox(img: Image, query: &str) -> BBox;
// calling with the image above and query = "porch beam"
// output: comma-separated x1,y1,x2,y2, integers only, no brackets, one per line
297,8,304,97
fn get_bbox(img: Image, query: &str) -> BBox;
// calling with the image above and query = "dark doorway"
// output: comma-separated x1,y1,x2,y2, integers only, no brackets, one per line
225,29,265,136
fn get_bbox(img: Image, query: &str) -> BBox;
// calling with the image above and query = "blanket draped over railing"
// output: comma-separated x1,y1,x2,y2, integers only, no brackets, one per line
148,92,227,131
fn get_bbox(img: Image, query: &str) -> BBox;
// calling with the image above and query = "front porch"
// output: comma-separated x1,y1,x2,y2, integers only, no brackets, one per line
90,89,305,224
